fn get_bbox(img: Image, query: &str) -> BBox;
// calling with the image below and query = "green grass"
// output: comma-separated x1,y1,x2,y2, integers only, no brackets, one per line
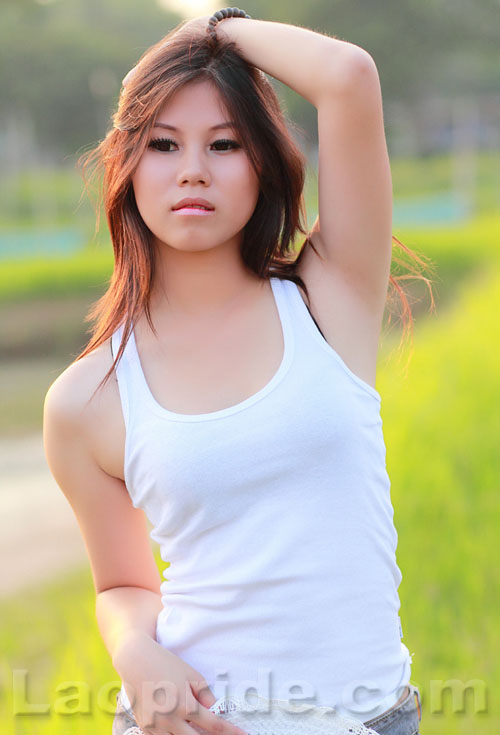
390,150,500,214
379,263,499,733
0,241,113,304
0,166,98,229
1,566,124,733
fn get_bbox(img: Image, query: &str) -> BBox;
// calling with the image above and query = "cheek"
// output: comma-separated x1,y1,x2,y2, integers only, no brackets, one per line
132,158,160,200
131,161,165,226
227,158,260,205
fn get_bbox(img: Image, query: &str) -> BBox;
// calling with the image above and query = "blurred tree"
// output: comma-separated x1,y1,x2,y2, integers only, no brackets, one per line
246,0,499,99
0,0,179,158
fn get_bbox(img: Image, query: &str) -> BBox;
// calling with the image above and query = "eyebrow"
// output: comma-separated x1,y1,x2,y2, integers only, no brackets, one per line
152,122,237,131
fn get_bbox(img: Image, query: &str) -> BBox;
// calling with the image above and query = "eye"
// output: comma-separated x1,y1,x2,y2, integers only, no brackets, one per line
148,137,176,152
211,139,241,151
148,137,242,153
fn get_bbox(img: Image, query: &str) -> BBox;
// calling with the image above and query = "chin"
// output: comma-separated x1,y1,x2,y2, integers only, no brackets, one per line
153,236,217,253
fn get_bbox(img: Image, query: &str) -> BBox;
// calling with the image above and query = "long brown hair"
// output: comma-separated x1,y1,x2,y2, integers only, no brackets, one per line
77,20,435,398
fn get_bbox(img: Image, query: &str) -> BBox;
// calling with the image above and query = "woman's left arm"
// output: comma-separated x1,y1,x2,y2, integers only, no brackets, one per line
219,16,392,309
216,16,369,106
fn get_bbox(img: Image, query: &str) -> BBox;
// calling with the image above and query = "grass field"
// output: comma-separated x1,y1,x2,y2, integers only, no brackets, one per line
1,152,499,733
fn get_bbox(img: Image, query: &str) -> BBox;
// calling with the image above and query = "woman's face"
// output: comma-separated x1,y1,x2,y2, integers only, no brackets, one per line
131,79,261,253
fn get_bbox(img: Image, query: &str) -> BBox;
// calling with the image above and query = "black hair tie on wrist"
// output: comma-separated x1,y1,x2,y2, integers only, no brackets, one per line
206,7,252,47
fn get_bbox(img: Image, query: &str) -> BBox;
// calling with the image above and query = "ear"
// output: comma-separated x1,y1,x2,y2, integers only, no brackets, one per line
122,67,137,88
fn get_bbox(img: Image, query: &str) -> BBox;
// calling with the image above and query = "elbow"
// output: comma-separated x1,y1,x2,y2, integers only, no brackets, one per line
324,44,379,94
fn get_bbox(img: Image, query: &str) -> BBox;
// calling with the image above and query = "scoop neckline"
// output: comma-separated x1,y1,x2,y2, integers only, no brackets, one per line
126,277,294,422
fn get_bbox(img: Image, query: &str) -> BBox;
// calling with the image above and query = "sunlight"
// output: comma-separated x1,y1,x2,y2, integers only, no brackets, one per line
156,0,218,19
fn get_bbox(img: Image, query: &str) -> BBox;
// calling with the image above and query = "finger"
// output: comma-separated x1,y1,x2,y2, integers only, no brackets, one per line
188,706,248,735
147,714,209,735
190,679,216,708
150,721,200,735
182,691,247,735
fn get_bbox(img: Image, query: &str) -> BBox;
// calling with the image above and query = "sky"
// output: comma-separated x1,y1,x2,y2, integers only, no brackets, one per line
156,0,219,19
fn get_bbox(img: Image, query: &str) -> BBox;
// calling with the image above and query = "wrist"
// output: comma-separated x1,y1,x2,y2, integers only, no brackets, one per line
214,15,246,34
207,7,252,46
112,629,157,671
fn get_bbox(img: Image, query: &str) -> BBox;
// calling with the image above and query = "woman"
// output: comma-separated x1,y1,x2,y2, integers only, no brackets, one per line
43,8,430,735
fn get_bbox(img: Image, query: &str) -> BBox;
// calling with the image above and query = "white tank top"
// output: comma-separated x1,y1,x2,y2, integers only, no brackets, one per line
111,276,412,722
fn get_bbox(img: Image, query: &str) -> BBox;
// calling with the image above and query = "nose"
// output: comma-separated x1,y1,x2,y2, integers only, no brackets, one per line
176,149,211,186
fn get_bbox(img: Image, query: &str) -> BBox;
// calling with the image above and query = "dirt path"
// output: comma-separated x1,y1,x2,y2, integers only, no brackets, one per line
0,432,88,599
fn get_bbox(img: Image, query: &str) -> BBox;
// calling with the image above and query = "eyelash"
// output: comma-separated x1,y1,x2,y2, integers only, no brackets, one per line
148,137,241,153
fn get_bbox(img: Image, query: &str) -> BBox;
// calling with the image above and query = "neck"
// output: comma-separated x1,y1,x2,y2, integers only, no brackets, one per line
149,236,264,321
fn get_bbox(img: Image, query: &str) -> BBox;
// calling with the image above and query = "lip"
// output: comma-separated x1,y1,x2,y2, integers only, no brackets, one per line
173,208,215,216
172,197,215,211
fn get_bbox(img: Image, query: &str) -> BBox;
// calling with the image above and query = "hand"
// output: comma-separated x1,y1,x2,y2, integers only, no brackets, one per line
121,15,212,89
114,633,247,735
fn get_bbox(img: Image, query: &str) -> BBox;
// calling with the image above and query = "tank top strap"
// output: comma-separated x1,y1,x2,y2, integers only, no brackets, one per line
283,276,382,402
110,322,141,428
269,275,295,352
278,277,325,338
280,276,313,321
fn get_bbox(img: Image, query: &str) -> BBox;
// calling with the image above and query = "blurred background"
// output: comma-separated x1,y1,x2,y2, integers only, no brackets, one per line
0,0,498,733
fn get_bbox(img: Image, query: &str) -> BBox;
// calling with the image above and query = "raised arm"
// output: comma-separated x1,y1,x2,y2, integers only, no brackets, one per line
214,15,365,105
215,15,391,307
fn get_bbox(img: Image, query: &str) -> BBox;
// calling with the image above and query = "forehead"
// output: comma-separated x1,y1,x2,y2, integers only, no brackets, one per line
154,79,231,129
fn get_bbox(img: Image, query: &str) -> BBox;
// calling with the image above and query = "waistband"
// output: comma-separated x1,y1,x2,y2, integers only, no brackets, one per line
329,677,411,722
363,683,422,732
117,683,422,730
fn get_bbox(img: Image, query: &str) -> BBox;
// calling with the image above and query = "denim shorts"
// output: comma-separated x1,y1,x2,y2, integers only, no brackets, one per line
362,683,422,735
112,684,422,735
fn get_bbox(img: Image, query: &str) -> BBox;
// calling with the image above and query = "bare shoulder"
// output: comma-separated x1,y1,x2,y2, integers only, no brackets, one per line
43,339,161,595
43,338,114,434
43,338,125,478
